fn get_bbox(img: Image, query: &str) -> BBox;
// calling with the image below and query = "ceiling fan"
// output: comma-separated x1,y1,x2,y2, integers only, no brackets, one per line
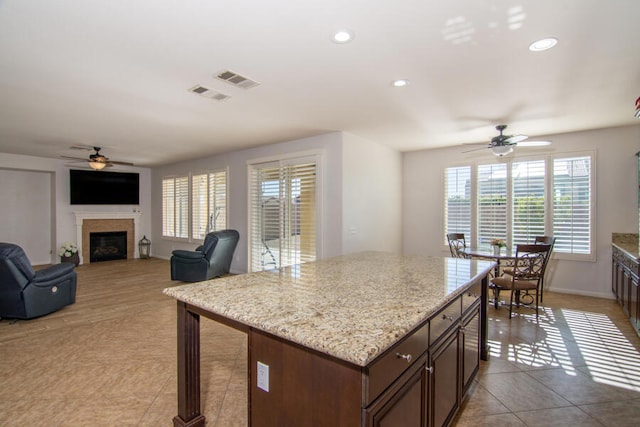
62,146,134,170
463,125,551,157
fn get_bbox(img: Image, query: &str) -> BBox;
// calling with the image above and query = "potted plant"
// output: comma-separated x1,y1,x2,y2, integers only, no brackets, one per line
490,238,506,256
58,242,79,266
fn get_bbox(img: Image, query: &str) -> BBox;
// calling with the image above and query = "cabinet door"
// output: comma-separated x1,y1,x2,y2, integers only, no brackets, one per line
630,277,639,331
461,305,480,395
366,358,426,427
427,330,459,427
612,257,619,296
622,270,631,316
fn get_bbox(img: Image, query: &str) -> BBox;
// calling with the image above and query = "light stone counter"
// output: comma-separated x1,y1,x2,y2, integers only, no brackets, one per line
164,251,494,367
612,233,640,261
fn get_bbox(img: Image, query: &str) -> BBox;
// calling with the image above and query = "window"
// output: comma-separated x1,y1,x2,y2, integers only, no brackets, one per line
552,156,592,255
477,163,507,244
444,166,471,241
162,176,189,238
192,170,227,240
249,157,317,272
443,152,594,259
512,160,545,245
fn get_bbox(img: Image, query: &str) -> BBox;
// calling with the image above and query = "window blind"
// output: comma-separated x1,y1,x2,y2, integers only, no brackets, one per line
553,156,592,254
162,176,189,238
512,160,545,245
477,163,507,245
249,159,316,272
444,166,471,243
192,170,227,240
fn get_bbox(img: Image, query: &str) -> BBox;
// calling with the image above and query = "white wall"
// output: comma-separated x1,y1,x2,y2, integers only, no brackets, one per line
403,124,640,299
342,132,403,254
0,169,52,264
0,153,152,263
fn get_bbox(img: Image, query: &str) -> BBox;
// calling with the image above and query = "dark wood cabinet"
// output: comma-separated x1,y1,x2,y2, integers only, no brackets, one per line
427,327,459,427
365,356,427,427
612,245,640,336
248,291,482,427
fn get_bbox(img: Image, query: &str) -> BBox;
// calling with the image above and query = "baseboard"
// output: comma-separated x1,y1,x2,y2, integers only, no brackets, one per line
546,286,615,300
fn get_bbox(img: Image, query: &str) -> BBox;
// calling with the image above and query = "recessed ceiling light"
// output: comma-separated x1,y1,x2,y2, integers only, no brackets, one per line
392,79,409,87
529,37,558,52
332,30,354,43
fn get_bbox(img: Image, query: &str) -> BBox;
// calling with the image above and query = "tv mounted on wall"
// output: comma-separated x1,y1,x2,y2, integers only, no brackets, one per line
70,169,139,205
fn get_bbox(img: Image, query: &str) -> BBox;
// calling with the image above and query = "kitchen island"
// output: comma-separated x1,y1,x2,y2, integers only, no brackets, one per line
164,251,494,427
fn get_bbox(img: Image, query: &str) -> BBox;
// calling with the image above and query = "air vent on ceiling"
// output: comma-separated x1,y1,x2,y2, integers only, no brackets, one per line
215,70,260,89
189,85,231,101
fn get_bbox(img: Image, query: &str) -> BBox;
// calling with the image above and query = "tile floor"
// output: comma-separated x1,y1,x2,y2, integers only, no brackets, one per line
453,293,640,426
1,258,639,426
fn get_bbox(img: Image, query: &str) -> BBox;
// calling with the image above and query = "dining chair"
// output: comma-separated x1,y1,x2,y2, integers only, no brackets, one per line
489,243,552,319
446,233,469,258
534,235,556,302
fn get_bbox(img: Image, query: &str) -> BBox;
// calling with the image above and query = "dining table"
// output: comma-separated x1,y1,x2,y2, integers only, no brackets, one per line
460,244,516,284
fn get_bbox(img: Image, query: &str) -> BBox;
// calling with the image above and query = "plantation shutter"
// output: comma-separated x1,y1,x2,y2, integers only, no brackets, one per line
553,156,592,254
477,163,507,245
249,159,316,272
192,170,227,240
444,166,471,242
162,176,189,238
512,160,545,245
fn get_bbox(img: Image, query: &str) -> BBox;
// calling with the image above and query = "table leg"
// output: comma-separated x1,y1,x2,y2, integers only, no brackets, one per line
173,301,206,427
480,274,489,361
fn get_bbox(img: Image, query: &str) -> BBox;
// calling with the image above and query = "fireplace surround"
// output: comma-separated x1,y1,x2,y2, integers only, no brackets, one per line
73,211,142,264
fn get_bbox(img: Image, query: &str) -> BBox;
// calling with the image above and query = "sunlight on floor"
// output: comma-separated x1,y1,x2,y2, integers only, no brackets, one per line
489,305,640,392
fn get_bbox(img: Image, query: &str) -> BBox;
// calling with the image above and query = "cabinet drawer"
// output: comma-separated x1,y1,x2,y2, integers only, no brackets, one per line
461,282,481,313
365,322,429,405
430,298,461,345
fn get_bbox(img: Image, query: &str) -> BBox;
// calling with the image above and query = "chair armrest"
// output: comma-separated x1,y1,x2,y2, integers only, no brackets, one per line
195,245,204,252
33,263,76,284
171,250,205,260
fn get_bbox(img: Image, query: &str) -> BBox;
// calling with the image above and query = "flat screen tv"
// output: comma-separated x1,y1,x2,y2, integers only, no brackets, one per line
70,169,139,205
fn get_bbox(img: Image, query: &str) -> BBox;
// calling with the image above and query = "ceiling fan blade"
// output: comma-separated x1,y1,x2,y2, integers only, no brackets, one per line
109,160,135,166
518,140,552,147
505,134,528,144
462,146,490,153
61,155,88,162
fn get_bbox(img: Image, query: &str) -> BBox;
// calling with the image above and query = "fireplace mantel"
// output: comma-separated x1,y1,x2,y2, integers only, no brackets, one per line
73,211,142,264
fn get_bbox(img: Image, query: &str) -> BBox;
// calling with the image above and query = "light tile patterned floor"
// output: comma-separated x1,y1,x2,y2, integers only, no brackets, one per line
1,258,639,426
453,293,640,427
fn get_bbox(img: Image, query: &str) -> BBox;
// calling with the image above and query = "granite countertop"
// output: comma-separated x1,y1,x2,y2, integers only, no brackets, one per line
163,251,494,367
612,233,640,260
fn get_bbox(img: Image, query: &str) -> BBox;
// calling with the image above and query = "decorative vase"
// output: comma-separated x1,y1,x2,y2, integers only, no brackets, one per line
493,245,500,256
61,253,80,266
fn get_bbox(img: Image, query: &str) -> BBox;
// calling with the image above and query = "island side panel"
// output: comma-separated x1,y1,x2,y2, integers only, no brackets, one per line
249,329,362,427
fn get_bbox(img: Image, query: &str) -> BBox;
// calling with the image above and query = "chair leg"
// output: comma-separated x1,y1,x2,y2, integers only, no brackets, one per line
493,287,500,309
509,289,515,318
540,277,544,303
535,287,539,320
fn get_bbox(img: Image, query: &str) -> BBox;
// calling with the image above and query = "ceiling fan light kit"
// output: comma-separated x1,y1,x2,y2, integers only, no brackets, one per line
492,145,514,157
88,160,107,170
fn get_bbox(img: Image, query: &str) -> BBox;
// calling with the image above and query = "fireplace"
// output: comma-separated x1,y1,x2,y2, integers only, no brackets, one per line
74,211,142,265
90,231,127,262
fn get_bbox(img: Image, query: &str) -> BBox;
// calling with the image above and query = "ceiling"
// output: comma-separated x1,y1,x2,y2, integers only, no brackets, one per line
0,0,638,167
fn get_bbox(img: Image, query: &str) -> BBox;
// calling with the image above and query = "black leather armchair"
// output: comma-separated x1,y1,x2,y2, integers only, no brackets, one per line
170,229,239,282
0,242,77,320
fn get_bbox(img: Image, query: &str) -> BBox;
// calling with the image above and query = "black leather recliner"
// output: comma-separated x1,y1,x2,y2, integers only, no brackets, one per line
0,242,78,320
170,229,239,282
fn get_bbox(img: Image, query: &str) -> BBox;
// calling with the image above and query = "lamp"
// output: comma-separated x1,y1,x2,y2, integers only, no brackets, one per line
492,145,513,157
88,161,107,170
